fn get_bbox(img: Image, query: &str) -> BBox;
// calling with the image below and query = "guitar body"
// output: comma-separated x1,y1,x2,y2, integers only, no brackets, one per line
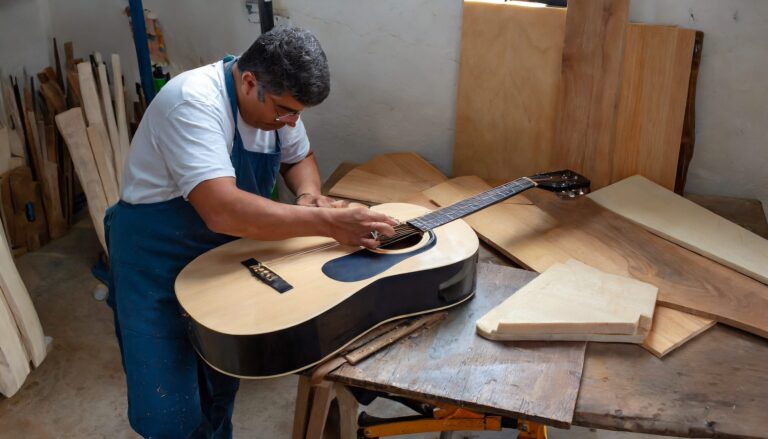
175,203,479,379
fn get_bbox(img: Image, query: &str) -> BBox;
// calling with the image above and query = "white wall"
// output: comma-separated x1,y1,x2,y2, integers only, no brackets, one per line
0,0,52,119
8,0,768,213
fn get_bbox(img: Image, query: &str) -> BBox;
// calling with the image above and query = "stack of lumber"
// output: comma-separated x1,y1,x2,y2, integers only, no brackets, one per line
0,39,141,255
477,259,658,343
453,0,702,193
55,49,137,253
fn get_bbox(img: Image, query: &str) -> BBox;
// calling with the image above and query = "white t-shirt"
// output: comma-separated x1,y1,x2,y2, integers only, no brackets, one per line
121,60,310,204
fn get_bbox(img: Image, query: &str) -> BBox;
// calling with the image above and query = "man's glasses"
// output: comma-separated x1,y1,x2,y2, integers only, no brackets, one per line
275,108,301,122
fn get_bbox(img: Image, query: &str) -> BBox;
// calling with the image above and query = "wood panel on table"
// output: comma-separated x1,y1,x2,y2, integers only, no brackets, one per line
453,1,565,180
0,219,46,367
424,177,768,339
640,306,714,358
551,0,629,190
55,109,109,252
611,26,697,190
588,175,768,285
331,264,586,428
477,260,657,343
328,153,447,204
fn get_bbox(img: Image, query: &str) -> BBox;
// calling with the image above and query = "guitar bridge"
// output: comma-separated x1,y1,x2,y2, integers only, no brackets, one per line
241,258,293,293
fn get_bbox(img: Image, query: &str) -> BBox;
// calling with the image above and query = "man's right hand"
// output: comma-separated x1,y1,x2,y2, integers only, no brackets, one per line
325,206,398,249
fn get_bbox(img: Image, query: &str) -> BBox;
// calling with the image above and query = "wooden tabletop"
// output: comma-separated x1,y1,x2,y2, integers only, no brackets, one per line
326,246,768,437
321,164,768,437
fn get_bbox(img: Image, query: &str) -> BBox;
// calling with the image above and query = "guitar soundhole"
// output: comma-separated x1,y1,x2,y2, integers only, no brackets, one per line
379,232,424,250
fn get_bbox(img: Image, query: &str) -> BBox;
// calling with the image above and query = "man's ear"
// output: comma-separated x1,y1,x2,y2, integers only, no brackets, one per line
241,71,258,95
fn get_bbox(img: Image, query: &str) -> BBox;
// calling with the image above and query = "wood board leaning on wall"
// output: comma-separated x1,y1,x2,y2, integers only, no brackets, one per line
453,0,703,193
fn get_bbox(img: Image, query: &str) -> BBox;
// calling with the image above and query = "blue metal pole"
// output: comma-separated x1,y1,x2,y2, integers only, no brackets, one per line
129,0,156,103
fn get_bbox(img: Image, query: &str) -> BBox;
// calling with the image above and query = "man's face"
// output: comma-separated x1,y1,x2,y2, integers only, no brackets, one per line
237,70,304,131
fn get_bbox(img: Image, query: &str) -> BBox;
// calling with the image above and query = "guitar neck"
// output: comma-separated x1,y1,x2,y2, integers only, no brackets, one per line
408,177,536,232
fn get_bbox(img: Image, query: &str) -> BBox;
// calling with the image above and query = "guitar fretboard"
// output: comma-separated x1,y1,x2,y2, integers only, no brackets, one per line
408,178,535,231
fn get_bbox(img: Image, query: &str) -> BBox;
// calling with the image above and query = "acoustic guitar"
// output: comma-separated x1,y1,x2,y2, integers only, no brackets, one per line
175,170,590,378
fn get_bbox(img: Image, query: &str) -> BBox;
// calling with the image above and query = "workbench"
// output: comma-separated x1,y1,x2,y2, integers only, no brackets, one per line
292,242,768,439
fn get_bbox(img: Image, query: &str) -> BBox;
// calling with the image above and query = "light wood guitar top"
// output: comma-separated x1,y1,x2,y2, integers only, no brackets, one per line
175,203,479,336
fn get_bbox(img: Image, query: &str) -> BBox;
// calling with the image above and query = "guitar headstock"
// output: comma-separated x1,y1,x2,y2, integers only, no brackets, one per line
529,170,591,199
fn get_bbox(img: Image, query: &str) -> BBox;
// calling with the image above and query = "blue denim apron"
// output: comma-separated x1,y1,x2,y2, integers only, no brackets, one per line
105,56,281,438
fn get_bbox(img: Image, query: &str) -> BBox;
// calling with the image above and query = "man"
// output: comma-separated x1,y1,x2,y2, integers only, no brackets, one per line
105,27,396,438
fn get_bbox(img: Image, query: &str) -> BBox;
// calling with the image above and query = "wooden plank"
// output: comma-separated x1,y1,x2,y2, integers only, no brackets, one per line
0,214,46,367
675,32,704,194
329,168,438,204
453,1,565,180
611,26,697,190
641,306,715,358
329,153,447,204
331,264,586,428
0,284,30,398
588,175,768,285
424,177,768,339
0,128,11,174
358,152,447,184
477,260,657,342
576,325,768,437
55,109,108,252
0,174,17,250
112,54,130,188
685,192,768,239
321,162,358,196
9,167,48,251
97,63,120,178
26,111,67,240
86,124,119,206
551,0,629,190
76,62,104,127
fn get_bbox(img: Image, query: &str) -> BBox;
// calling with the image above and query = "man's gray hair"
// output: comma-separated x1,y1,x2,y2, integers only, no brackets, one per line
238,27,330,107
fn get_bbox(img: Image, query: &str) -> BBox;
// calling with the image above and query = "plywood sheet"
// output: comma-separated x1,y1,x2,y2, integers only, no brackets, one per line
611,26,697,190
641,306,715,358
331,264,586,427
588,175,768,285
453,1,566,180
328,153,447,204
424,177,768,339
551,0,629,190
477,260,656,342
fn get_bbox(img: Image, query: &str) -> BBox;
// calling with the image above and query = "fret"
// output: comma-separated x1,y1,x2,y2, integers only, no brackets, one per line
409,178,535,231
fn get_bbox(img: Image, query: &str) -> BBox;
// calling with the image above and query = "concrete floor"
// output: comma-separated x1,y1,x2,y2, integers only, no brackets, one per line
0,218,670,439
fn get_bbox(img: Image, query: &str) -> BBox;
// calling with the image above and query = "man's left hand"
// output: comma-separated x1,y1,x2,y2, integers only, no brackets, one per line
296,193,348,208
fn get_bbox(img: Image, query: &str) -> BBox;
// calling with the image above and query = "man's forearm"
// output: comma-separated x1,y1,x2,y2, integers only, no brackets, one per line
281,151,322,197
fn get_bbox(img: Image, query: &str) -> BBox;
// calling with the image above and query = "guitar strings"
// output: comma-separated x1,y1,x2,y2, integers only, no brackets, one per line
261,223,420,266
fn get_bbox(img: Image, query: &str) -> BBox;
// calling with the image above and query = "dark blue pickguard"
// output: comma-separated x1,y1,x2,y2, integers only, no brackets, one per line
322,232,437,282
